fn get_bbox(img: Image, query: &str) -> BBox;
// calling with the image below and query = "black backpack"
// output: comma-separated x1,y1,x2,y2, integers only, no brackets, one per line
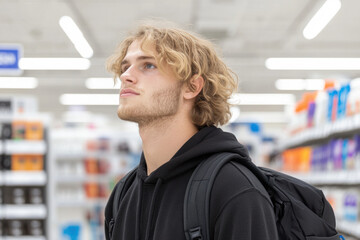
106,152,343,240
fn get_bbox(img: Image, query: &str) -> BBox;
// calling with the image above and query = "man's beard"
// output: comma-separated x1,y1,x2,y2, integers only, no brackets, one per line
117,82,182,126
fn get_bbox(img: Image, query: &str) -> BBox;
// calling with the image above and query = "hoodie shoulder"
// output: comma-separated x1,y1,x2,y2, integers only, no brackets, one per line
209,162,278,239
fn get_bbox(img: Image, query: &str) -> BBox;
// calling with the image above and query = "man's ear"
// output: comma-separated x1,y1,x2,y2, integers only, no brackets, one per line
183,75,204,100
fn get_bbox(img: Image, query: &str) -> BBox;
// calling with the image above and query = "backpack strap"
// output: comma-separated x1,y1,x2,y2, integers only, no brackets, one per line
183,152,241,240
112,167,138,218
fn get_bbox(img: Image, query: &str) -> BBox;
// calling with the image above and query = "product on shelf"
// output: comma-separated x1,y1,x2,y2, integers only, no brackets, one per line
27,220,44,236
11,155,27,171
281,147,311,172
84,158,98,174
3,186,45,204
7,220,24,236
29,187,44,204
1,155,11,170
12,121,26,140
1,122,12,139
1,219,45,237
84,182,99,198
343,190,359,222
11,154,44,171
25,121,44,140
282,134,360,172
13,187,26,204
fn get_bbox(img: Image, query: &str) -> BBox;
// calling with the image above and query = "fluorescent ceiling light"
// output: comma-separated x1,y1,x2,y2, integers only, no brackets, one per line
229,93,295,105
59,16,94,58
303,0,341,40
275,79,325,90
265,58,360,70
0,77,38,89
19,58,90,70
60,94,118,105
86,78,121,89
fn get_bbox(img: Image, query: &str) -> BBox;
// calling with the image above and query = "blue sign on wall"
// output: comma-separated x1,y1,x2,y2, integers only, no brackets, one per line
0,44,23,75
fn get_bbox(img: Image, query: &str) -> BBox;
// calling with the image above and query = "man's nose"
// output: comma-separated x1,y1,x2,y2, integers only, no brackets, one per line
120,66,137,84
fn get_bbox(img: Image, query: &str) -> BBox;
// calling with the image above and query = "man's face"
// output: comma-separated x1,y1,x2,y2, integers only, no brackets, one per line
117,40,183,126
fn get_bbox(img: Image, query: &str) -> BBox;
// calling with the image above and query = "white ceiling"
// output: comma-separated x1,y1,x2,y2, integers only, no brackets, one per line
1,0,360,126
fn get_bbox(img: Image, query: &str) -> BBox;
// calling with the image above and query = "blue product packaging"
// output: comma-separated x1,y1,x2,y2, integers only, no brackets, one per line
337,84,351,119
342,139,348,170
343,193,358,222
327,89,338,122
61,224,81,240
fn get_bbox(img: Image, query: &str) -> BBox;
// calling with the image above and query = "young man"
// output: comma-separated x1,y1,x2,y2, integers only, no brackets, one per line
104,23,278,240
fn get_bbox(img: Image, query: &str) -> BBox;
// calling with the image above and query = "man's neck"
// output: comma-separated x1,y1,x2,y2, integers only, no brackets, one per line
138,116,198,176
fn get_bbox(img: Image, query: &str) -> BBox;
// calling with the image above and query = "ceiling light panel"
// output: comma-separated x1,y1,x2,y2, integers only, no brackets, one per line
0,77,38,89
19,58,90,70
265,58,360,70
59,16,94,58
303,0,341,40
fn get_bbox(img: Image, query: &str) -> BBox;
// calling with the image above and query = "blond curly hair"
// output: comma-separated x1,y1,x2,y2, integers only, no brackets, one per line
107,23,237,127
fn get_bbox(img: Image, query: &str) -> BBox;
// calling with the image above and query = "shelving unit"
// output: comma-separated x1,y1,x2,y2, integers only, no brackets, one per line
50,127,141,240
290,170,360,185
278,114,360,151
277,113,360,239
1,237,46,240
0,96,51,240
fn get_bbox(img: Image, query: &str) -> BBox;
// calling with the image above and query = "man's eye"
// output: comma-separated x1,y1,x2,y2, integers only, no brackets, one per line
121,66,129,73
144,63,156,69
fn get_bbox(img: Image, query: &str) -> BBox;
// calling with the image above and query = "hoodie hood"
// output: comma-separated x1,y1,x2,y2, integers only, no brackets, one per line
137,125,250,183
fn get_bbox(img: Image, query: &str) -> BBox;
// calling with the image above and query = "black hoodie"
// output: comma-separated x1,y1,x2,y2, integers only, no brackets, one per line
105,126,278,240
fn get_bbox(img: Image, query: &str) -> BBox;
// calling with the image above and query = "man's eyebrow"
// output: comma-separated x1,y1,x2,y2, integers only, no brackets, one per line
121,56,156,66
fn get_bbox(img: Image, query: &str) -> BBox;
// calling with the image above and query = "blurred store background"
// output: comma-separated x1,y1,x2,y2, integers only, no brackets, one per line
1,0,360,239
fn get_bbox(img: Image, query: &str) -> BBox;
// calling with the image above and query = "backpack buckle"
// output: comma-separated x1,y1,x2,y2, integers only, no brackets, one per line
189,227,202,240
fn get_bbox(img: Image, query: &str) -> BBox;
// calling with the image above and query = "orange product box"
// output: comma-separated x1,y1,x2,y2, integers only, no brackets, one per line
11,155,28,171
27,155,44,171
298,147,311,172
84,182,99,198
84,158,98,174
25,121,44,140
12,121,26,140
12,155,44,171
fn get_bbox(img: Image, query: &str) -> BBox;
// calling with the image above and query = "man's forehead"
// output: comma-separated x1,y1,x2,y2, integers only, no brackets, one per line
125,40,156,58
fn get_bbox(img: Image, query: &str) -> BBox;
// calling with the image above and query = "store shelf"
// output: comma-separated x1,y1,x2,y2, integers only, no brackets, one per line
289,170,360,185
337,220,360,239
2,140,47,154
0,204,47,219
278,114,360,150
56,174,116,184
56,199,107,208
1,171,47,186
0,237,46,240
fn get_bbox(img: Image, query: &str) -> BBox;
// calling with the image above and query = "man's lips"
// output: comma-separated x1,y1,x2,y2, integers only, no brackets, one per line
120,88,140,97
